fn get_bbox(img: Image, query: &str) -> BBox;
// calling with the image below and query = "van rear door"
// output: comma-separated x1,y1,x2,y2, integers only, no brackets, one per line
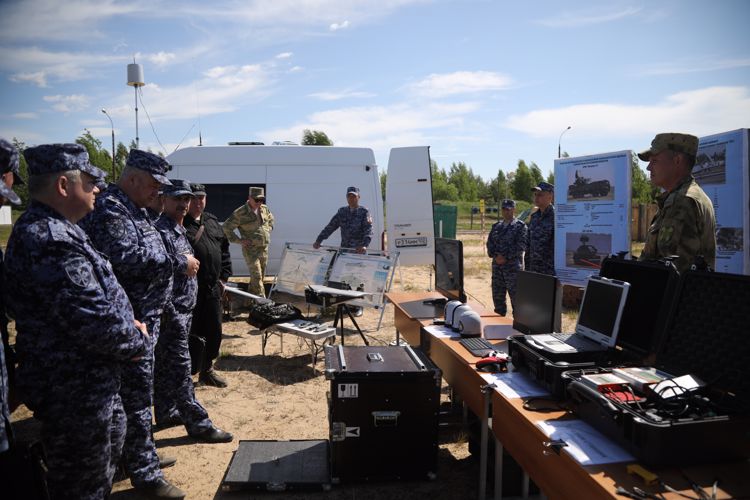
386,147,435,266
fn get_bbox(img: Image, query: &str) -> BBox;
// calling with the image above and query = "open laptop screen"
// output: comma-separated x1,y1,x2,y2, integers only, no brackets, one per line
576,276,630,347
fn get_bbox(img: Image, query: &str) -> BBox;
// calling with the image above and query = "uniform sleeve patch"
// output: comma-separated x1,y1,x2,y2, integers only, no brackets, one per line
65,257,94,288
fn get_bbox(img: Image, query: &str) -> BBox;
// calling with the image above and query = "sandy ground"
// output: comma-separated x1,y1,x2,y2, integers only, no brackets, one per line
10,232,576,499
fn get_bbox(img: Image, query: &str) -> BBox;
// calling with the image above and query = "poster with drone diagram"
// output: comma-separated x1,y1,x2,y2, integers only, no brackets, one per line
273,243,337,295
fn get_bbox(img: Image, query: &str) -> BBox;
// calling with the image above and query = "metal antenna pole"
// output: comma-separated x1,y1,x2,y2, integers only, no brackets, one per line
134,86,140,149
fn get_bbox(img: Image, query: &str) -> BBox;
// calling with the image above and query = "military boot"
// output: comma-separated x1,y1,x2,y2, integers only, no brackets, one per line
199,362,227,388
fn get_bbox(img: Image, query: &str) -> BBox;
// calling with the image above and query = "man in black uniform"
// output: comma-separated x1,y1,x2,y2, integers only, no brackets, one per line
184,183,232,387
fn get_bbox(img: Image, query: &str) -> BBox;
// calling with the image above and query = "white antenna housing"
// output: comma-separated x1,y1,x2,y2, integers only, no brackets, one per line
127,63,145,148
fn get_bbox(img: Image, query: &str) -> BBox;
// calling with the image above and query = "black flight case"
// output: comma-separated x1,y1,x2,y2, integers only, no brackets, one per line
324,344,442,483
563,269,750,465
508,256,680,399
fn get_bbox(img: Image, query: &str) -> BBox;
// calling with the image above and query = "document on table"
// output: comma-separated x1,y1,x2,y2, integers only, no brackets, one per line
536,419,635,465
483,324,522,340
423,324,461,339
479,370,550,399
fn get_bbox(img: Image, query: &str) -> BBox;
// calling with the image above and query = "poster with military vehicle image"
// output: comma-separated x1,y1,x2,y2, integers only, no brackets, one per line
554,151,632,286
694,128,749,275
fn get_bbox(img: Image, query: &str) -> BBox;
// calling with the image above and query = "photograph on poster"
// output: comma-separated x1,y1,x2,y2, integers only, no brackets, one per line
694,142,727,185
565,232,612,269
566,163,615,202
717,227,743,252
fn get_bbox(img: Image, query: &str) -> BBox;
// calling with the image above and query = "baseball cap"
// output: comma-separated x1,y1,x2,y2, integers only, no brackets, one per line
637,133,699,161
249,186,265,199
501,199,516,209
126,149,172,185
0,138,24,186
161,179,194,197
531,181,554,193
190,183,207,196
24,143,107,181
346,186,360,195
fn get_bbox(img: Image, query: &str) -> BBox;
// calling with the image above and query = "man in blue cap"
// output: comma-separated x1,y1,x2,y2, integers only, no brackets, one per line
0,138,22,466
525,181,556,276
5,143,148,499
152,180,233,444
487,199,528,316
80,149,183,498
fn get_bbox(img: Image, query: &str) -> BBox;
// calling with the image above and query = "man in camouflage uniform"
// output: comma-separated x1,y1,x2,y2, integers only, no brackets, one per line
5,144,148,499
185,183,232,387
638,133,716,273
153,180,233,443
313,186,373,254
80,149,184,498
487,199,528,316
223,186,274,297
525,181,556,276
0,138,21,462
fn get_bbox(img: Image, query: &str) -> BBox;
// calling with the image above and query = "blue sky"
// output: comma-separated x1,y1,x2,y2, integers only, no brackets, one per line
1,0,748,181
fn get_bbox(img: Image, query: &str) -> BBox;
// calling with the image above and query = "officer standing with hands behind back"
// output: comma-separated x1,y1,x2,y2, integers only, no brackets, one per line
487,199,528,316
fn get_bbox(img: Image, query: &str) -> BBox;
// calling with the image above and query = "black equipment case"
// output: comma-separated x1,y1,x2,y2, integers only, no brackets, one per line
564,269,750,465
508,256,680,398
324,344,441,483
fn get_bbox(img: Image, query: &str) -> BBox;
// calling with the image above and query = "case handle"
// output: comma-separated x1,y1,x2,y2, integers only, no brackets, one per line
372,411,401,427
568,380,619,416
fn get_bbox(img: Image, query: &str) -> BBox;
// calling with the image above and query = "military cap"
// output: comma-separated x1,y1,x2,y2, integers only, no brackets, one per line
24,143,107,181
346,186,360,195
190,182,207,196
0,138,24,186
638,133,699,161
160,179,193,197
249,186,265,199
501,199,516,209
531,181,554,193
126,149,172,185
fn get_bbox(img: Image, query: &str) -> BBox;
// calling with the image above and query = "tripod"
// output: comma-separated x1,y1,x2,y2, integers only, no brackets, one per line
333,303,369,345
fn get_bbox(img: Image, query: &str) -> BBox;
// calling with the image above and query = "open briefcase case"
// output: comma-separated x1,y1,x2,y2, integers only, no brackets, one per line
563,268,750,465
508,256,680,398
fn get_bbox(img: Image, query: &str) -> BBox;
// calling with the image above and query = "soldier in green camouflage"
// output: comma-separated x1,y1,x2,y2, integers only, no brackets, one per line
638,133,716,273
223,187,275,297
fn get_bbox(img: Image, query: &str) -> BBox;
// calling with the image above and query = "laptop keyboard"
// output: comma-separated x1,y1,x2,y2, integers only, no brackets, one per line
552,332,596,349
459,337,497,357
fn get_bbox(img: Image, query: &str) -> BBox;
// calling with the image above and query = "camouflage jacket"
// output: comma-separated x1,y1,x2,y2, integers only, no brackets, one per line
525,205,555,275
223,203,274,251
5,202,146,412
640,175,716,273
316,206,373,249
487,218,528,268
155,216,198,314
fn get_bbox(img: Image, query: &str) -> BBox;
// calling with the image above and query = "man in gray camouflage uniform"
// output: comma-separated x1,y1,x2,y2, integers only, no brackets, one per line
153,180,233,444
80,149,184,498
5,143,148,500
223,186,274,297
525,181,556,276
487,199,528,316
638,133,716,273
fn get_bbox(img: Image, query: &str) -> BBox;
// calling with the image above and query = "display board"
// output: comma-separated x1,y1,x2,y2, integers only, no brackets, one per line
695,128,749,275
554,150,632,286
328,252,398,308
273,243,336,295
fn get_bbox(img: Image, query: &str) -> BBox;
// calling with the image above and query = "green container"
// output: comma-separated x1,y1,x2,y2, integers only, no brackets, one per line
433,204,457,239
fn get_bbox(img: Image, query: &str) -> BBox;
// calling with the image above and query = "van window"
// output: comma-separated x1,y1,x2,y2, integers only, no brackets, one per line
202,184,266,221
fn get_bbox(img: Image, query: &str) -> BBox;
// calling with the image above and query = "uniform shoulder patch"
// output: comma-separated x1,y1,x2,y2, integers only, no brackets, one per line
65,256,94,288
106,217,127,240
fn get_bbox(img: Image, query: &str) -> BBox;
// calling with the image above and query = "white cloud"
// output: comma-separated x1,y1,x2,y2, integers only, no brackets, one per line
537,6,642,28
43,94,89,113
638,57,750,76
330,20,350,31
1,46,128,86
309,89,376,101
12,112,39,119
9,71,48,87
142,51,177,67
289,66,303,73
504,86,750,139
276,52,293,59
408,71,514,98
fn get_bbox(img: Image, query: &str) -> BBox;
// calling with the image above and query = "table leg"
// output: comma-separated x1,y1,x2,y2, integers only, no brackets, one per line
494,437,503,500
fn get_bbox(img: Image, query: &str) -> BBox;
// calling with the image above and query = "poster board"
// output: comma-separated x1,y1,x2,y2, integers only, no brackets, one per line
272,243,336,295
695,128,749,275
327,252,398,309
554,151,632,286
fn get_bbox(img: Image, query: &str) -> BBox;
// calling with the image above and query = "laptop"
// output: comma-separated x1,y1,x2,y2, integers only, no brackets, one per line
524,276,630,354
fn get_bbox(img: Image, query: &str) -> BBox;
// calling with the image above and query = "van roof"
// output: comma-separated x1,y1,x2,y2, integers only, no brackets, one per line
167,145,377,167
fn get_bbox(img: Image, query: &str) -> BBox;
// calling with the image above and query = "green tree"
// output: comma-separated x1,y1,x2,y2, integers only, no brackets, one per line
511,160,534,202
631,153,656,204
301,129,333,146
488,169,510,204
448,161,480,201
77,130,115,182
431,161,458,201
546,171,555,185
11,138,29,207
379,171,387,202
115,142,129,179
529,162,544,186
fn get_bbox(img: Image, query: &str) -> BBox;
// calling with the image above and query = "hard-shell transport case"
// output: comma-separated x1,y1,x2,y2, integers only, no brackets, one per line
325,344,442,483
508,256,679,398
564,269,750,465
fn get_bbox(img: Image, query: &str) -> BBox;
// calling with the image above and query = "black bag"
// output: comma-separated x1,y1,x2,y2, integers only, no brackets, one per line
246,302,302,330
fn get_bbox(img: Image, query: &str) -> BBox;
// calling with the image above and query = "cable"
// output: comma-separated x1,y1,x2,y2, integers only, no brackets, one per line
137,87,167,155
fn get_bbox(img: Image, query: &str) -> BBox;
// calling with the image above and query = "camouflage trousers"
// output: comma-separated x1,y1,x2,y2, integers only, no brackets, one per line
37,392,125,500
154,310,211,434
242,246,268,297
120,315,163,487
491,264,519,316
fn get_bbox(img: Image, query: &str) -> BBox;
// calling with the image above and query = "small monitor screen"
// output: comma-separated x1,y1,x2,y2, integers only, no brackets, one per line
512,271,562,334
434,237,466,302
576,278,629,344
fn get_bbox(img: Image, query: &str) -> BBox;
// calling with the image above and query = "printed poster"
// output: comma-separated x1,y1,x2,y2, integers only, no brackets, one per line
554,151,632,286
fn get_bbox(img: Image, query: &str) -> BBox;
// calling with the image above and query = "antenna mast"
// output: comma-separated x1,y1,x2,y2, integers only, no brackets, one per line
127,59,145,149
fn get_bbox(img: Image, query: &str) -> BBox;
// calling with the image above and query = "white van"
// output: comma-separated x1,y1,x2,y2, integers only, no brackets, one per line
167,144,433,276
